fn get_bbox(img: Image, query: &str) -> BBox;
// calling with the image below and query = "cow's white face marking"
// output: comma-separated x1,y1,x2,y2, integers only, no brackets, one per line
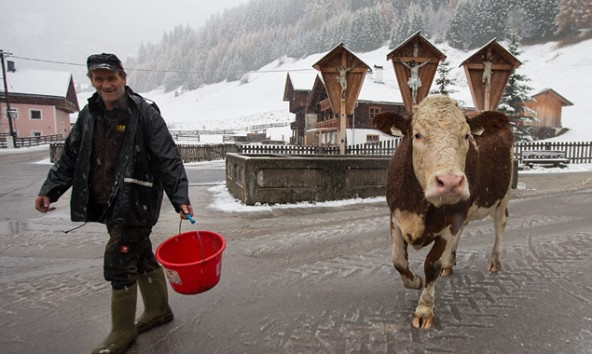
410,97,472,207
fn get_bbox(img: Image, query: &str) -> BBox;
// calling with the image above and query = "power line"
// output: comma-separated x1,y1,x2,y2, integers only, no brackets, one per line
8,54,316,75
9,55,86,68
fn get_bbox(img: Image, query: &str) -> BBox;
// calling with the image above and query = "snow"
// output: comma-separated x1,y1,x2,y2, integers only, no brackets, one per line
67,38,592,143
521,163,592,174
287,70,318,91
199,161,592,214
13,38,592,210
206,181,386,214
0,144,48,155
440,40,592,143
99,38,590,143
9,143,592,214
2,68,72,98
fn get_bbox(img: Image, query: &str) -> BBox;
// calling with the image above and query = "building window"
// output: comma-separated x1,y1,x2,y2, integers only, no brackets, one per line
32,131,42,137
369,107,380,120
30,109,42,119
367,134,379,144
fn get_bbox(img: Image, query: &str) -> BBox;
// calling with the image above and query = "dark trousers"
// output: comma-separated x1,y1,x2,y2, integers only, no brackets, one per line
104,224,160,289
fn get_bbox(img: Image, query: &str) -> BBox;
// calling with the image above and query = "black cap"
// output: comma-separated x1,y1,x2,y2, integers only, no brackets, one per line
87,53,125,73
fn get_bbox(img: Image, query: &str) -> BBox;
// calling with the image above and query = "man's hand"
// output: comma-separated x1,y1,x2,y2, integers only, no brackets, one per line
179,204,193,219
35,195,55,213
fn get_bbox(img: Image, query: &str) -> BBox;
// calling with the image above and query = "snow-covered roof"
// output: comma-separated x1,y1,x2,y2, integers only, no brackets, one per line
286,68,402,104
1,68,73,98
356,50,402,104
531,88,573,106
358,74,402,103
287,71,318,91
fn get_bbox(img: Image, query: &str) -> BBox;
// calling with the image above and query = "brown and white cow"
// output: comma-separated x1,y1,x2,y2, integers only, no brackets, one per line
373,95,513,329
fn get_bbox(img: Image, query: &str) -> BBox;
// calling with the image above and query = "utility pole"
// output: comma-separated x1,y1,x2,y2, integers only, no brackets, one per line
1,49,17,148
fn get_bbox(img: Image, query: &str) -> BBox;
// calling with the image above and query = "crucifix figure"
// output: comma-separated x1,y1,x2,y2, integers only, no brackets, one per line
337,65,351,100
482,52,493,86
402,59,429,104
481,51,494,110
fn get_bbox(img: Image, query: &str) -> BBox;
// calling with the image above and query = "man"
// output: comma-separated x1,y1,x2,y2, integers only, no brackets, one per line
35,53,192,354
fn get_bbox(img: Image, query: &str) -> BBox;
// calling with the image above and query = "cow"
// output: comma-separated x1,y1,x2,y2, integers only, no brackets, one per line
373,95,513,329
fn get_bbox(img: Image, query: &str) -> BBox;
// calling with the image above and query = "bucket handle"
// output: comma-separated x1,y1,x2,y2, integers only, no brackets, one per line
179,214,207,263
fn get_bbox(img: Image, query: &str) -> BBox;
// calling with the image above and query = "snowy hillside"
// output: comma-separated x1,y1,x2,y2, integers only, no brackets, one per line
77,38,592,142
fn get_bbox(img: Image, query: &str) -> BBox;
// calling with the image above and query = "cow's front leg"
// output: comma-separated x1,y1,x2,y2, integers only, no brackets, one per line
488,199,509,272
413,236,451,329
391,220,423,290
441,227,463,276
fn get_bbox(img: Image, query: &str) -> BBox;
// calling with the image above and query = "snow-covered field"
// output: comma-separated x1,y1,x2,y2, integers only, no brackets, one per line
91,37,592,143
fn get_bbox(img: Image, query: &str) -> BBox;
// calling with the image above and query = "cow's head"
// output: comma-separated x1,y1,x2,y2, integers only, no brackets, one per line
374,95,486,208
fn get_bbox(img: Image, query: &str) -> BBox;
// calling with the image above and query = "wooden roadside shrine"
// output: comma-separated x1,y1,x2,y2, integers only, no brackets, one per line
387,32,446,114
460,38,521,111
313,43,370,154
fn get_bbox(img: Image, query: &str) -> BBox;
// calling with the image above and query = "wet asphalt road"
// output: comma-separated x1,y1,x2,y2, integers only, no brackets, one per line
1,153,592,354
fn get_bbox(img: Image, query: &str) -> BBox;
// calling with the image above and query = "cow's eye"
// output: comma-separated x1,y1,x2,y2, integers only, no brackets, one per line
414,133,422,140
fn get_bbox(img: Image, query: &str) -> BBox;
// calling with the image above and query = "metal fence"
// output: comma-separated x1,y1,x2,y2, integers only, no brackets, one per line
47,139,592,164
235,140,592,164
1,134,62,149
177,144,238,162
346,139,400,156
238,144,340,155
514,141,592,164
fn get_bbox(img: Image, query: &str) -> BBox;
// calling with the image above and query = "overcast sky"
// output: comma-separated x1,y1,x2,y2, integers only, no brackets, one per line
0,0,250,74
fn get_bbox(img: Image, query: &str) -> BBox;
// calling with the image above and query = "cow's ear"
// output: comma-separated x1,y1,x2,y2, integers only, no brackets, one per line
467,111,510,136
469,121,485,136
373,112,409,137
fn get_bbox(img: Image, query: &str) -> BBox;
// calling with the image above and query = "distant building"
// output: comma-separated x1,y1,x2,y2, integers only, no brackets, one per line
524,88,573,128
0,61,79,138
283,69,405,146
284,71,315,145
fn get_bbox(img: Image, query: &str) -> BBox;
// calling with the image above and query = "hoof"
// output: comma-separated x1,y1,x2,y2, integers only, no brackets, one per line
488,258,502,272
440,267,453,277
412,314,434,329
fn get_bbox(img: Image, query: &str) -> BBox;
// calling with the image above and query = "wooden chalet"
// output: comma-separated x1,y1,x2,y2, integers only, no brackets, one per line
284,70,405,146
284,71,316,145
524,88,573,128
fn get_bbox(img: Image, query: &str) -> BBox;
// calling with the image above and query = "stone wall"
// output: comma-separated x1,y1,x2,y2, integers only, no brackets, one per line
225,153,391,205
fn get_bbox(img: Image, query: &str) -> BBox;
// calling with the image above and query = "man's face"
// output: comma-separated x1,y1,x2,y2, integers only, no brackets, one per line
90,69,126,109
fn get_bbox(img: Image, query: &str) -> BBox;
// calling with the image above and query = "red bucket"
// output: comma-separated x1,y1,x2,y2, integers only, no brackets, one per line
155,230,226,295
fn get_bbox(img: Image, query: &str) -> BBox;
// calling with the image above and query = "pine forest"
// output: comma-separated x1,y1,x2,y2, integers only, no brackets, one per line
126,0,591,93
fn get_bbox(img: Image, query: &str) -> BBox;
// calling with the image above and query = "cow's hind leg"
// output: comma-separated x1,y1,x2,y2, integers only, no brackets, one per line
488,197,509,272
391,221,423,290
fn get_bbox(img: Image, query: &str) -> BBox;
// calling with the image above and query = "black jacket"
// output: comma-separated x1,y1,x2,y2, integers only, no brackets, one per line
39,88,190,226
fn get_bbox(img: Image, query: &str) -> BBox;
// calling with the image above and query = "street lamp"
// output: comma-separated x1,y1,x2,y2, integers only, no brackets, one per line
5,108,18,148
7,108,17,136
7,108,17,121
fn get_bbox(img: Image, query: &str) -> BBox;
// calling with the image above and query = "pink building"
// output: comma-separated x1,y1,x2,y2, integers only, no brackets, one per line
1,61,79,138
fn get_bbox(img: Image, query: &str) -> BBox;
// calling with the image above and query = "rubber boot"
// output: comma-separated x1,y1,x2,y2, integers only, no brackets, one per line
92,284,138,354
135,267,174,334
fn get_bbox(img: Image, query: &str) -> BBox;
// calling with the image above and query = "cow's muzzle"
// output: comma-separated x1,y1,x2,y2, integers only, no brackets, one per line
425,174,469,207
